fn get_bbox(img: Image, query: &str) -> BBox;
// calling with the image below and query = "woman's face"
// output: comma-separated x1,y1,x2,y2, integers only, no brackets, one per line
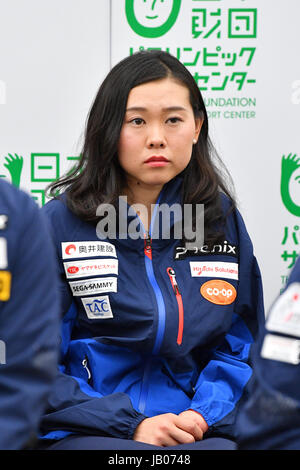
118,78,203,194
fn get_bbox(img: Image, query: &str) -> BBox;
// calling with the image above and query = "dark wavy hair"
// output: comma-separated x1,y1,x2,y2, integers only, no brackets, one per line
48,50,236,244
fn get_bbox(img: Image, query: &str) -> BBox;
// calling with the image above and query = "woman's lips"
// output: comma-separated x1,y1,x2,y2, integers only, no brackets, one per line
144,156,169,167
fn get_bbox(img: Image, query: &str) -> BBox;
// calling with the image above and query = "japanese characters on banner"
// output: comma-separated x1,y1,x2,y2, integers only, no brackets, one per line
111,0,300,308
0,0,299,309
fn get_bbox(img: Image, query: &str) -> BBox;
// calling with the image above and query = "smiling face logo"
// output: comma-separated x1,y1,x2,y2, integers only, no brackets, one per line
125,0,182,38
281,153,300,217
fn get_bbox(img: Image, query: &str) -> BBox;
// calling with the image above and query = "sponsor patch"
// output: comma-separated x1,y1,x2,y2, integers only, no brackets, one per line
81,295,113,320
174,241,238,260
0,238,7,269
69,277,117,296
200,280,237,305
61,241,116,259
64,259,118,279
0,271,11,301
266,283,300,337
190,261,238,280
0,215,8,230
261,334,300,365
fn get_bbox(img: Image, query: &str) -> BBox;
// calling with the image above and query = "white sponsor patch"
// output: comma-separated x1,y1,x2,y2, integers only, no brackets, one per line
61,241,116,259
190,261,239,280
0,238,7,269
266,283,300,337
81,295,113,320
261,334,300,365
69,277,117,296
0,215,8,230
64,259,118,279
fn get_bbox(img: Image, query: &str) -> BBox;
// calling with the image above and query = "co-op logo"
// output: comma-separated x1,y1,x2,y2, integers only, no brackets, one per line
125,0,182,38
200,280,237,306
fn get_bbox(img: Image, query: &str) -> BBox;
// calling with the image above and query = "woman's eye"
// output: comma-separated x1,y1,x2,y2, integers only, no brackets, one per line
167,117,182,124
130,118,144,126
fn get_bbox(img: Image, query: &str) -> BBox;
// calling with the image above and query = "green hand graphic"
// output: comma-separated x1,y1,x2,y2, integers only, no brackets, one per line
126,0,181,38
281,153,300,217
3,153,24,188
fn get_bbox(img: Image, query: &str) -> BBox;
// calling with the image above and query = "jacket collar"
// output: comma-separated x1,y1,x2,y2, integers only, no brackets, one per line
107,176,184,249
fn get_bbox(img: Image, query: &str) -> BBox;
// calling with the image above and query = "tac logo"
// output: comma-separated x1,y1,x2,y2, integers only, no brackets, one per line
125,0,182,38
82,295,113,319
281,153,300,217
200,280,237,306
86,299,109,314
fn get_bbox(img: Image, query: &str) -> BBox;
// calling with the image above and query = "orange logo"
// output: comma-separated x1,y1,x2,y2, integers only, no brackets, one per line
200,280,237,305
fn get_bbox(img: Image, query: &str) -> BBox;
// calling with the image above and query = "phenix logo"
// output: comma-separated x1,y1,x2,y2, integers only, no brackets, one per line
175,241,238,260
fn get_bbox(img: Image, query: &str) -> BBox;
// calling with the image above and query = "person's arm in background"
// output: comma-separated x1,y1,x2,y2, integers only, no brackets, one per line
237,257,300,450
0,181,60,450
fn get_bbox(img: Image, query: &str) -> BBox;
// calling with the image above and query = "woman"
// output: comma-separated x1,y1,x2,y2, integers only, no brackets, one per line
39,50,264,450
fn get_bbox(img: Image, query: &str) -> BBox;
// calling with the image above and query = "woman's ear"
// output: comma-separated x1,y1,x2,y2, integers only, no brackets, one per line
193,117,204,144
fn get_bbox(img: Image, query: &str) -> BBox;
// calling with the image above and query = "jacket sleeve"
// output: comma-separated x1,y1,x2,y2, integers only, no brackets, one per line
0,189,60,450
39,301,146,440
39,201,146,441
188,208,265,439
236,258,300,450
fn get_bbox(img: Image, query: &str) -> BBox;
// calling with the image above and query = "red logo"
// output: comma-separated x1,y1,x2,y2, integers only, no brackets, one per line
67,266,79,274
200,280,237,305
65,244,76,255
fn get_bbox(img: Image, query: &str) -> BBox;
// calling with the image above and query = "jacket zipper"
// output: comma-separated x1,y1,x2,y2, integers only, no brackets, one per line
138,221,167,413
167,267,184,346
82,356,92,385
144,232,152,260
143,232,166,354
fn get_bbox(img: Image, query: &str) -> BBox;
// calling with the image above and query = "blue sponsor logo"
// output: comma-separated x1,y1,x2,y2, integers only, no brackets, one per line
85,299,110,316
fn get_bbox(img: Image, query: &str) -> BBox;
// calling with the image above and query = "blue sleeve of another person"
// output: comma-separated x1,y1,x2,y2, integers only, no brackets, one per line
236,257,300,450
0,180,59,450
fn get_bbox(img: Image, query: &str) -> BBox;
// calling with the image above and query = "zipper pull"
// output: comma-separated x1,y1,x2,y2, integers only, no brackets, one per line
167,267,184,346
144,232,152,260
167,267,180,295
82,357,92,383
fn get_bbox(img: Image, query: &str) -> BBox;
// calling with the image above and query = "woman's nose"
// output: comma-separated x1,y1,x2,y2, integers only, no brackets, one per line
146,127,166,148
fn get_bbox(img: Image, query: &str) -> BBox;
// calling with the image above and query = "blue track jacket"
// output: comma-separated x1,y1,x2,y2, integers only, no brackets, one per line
39,176,264,442
237,257,300,450
0,180,59,449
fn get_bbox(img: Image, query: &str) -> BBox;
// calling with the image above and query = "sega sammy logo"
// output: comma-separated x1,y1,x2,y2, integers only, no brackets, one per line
81,295,113,319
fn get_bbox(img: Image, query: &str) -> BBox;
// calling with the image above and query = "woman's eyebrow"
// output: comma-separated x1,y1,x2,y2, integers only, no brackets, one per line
126,107,147,112
125,106,188,112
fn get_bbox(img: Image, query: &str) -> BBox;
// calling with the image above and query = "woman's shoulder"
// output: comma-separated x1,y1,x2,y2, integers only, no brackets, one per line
219,191,236,214
41,193,84,241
